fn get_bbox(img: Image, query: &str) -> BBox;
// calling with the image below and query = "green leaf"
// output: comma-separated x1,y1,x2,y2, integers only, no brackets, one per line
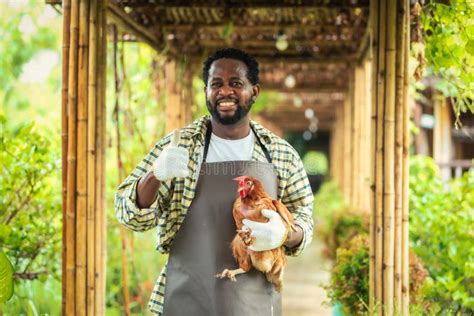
0,250,14,303
466,40,474,56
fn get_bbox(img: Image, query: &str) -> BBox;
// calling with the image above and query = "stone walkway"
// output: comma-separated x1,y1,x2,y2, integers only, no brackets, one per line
282,239,333,316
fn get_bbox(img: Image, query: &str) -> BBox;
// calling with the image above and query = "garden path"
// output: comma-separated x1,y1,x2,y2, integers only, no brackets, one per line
282,238,333,316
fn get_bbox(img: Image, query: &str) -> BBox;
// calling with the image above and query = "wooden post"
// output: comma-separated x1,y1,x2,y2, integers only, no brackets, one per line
370,0,410,314
62,0,107,314
165,58,194,133
343,77,353,203
433,93,453,180
351,66,361,209
330,104,344,189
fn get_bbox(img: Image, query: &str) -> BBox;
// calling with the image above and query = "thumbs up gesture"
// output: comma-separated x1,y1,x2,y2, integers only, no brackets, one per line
152,130,190,181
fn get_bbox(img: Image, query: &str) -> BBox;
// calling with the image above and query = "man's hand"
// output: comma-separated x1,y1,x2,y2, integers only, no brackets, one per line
152,130,190,181
242,209,288,251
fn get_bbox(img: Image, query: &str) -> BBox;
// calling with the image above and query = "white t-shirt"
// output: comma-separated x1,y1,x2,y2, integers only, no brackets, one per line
205,130,256,163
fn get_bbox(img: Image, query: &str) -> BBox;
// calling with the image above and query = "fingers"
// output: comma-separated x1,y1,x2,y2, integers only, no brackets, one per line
242,219,266,231
171,129,180,146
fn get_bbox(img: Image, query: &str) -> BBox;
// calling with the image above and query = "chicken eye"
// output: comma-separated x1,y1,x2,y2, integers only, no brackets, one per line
246,181,251,186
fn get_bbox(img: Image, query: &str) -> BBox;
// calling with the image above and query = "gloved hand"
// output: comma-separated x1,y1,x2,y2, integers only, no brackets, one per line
242,209,288,251
152,129,189,181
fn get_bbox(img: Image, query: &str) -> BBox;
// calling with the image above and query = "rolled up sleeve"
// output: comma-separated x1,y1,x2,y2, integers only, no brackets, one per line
281,152,314,256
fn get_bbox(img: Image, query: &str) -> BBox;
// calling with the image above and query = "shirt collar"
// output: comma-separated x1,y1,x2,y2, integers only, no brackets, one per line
188,115,273,145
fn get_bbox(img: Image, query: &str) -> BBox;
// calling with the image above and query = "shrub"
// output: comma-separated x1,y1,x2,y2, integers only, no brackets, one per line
0,116,62,312
409,156,474,313
325,234,428,315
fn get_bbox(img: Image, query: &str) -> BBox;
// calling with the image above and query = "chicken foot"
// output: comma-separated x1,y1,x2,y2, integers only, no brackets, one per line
215,268,246,282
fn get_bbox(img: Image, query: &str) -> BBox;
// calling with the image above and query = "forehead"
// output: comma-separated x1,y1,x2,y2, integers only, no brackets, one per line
208,58,249,81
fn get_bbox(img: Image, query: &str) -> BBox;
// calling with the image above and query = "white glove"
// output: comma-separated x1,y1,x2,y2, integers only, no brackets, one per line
242,209,288,251
152,129,189,181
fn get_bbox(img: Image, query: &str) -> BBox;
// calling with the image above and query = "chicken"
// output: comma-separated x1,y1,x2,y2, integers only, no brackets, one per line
216,176,296,292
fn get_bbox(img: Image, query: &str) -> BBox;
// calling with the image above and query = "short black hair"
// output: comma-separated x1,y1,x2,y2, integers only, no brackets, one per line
202,48,259,86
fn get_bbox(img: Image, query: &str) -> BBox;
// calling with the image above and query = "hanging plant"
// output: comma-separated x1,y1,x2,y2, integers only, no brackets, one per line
420,0,474,127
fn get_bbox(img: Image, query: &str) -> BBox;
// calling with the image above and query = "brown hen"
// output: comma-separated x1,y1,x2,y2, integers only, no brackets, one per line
216,176,296,292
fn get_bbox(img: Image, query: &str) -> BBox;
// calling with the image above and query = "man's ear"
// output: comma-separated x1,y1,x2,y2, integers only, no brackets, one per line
252,84,261,101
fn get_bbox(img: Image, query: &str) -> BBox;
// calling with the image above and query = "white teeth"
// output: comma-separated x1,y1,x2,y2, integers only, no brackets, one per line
219,102,235,106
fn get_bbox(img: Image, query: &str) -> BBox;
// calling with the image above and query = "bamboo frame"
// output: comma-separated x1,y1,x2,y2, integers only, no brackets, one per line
65,0,79,312
375,0,386,312
95,0,107,313
87,0,98,315
383,0,397,313
342,88,352,202
401,1,410,313
369,0,378,308
394,0,407,309
107,2,161,51
61,0,107,313
76,1,90,314
61,0,71,315
369,0,410,314
351,66,359,208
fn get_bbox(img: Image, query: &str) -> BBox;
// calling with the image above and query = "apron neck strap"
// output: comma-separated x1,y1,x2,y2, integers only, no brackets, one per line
202,120,272,164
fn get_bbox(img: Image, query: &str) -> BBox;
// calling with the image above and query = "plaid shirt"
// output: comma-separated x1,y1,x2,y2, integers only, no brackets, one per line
115,115,314,315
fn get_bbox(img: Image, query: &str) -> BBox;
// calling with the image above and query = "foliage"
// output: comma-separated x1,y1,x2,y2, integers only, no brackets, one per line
325,234,428,315
421,0,474,123
409,156,474,313
0,2,61,132
325,234,370,315
0,251,14,303
320,207,369,260
105,40,170,313
0,115,62,312
0,278,61,315
314,181,367,259
313,180,346,223
303,150,328,176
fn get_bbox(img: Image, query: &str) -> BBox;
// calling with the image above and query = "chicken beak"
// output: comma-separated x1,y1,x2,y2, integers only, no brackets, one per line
233,176,246,182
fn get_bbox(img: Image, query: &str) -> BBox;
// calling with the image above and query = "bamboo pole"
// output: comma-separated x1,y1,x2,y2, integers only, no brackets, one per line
76,0,90,314
65,0,80,312
369,0,378,308
375,1,386,315
94,1,107,313
394,0,407,309
87,0,98,314
402,1,411,313
383,0,397,313
362,60,372,213
61,0,71,314
342,89,352,202
351,67,358,209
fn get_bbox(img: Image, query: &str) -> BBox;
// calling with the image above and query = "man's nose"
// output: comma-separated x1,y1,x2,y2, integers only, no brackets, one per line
218,84,235,96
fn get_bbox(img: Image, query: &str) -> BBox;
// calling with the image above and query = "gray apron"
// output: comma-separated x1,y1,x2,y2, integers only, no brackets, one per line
163,123,282,316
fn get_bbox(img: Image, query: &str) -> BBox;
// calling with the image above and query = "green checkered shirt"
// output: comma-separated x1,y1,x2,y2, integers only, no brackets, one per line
115,115,314,315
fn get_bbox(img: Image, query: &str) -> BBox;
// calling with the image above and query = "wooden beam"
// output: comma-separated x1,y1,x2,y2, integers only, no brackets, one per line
264,85,347,93
107,2,161,51
116,1,370,8
162,24,364,32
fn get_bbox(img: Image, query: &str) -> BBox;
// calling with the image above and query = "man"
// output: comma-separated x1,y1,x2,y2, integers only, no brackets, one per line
115,48,314,315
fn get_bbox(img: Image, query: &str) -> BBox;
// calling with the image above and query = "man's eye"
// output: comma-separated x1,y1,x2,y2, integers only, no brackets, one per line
231,82,243,87
211,82,221,88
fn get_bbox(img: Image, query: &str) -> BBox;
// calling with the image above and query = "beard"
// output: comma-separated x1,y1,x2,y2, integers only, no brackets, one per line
206,98,254,125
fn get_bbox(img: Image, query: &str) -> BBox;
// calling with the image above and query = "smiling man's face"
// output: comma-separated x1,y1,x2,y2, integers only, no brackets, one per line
205,58,260,125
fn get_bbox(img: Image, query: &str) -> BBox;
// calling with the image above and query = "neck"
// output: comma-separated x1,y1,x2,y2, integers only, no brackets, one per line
210,116,251,139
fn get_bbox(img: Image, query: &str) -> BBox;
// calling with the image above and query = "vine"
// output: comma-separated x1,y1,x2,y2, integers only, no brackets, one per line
421,0,474,126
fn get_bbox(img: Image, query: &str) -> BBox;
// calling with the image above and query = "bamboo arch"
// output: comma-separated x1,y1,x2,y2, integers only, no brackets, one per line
59,0,411,314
